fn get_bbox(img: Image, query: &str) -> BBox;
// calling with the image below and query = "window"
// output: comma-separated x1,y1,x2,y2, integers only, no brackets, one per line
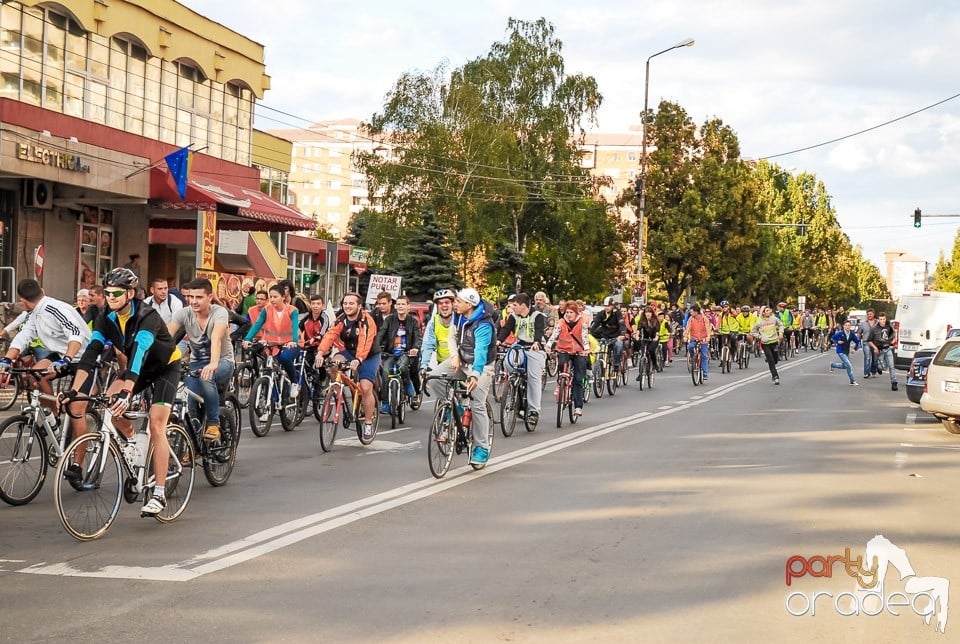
328,164,341,175
327,180,341,189
326,196,340,207
628,151,638,161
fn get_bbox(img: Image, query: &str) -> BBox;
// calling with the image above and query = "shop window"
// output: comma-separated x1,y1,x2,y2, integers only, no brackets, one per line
77,207,113,290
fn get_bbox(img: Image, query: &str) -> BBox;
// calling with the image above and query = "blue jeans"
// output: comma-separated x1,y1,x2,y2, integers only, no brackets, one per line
277,347,301,383
688,341,709,376
863,345,874,377
186,358,234,425
876,347,897,383
831,353,855,383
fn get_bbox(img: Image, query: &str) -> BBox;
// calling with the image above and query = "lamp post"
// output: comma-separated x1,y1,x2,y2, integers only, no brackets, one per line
636,37,694,295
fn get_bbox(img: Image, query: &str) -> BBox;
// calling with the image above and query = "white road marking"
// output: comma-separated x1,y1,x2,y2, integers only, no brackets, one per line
894,451,908,470
657,406,672,410
906,412,917,424
16,354,821,581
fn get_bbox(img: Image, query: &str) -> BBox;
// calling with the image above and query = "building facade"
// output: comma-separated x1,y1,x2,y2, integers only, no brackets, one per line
0,0,313,310
885,250,929,300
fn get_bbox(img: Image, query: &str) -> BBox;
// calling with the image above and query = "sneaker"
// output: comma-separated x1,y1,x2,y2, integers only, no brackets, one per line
362,423,374,440
528,411,540,425
892,382,899,391
863,374,871,380
877,369,883,375
141,495,165,517
829,365,834,373
406,383,416,397
573,408,582,418
774,377,780,385
203,424,221,441
469,445,489,465
259,412,271,422
702,375,708,381
381,402,391,415
850,381,860,387
289,384,300,398
63,462,82,484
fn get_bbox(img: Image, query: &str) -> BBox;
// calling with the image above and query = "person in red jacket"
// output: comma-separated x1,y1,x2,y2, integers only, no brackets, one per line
545,301,590,418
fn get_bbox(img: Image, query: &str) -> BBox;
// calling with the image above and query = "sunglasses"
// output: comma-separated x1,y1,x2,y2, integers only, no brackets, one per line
104,289,127,298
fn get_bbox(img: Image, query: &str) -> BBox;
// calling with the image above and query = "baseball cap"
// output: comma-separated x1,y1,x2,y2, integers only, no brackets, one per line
457,288,481,307
76,289,90,297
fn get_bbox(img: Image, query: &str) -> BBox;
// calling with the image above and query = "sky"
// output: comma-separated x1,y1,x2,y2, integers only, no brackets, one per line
188,0,960,271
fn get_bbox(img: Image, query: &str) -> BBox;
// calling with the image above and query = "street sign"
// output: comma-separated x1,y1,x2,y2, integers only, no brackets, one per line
34,245,43,279
365,274,402,304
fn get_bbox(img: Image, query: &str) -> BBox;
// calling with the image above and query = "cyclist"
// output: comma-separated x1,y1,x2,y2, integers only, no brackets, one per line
684,304,712,381
735,305,758,354
0,278,92,457
372,291,395,330
800,308,814,349
166,278,233,443
66,268,181,517
752,306,784,385
446,288,496,465
243,284,301,397
814,307,830,348
717,300,739,360
420,288,456,372
496,292,546,426
299,293,330,376
634,306,660,379
545,301,589,418
316,292,380,441
376,294,422,413
658,310,673,365
590,296,627,374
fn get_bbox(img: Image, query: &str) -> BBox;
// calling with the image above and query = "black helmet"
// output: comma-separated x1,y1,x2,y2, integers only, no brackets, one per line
103,267,139,290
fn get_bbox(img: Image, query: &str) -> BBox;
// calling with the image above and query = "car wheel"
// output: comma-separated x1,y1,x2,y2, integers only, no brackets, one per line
942,419,960,435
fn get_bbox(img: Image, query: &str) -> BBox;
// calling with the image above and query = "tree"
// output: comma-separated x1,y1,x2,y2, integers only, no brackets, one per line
932,231,960,292
356,18,604,291
854,247,891,303
391,206,462,300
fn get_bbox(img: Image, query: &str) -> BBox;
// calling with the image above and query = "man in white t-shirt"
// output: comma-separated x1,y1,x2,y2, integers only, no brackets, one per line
167,277,233,442
146,276,183,324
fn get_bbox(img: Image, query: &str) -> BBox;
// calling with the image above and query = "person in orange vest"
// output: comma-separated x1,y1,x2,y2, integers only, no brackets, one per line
545,300,590,418
243,284,301,396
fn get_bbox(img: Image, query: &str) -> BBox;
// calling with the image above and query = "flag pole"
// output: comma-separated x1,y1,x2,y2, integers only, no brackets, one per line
124,145,206,180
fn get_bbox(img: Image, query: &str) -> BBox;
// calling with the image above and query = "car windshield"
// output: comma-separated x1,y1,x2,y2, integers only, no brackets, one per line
933,342,960,367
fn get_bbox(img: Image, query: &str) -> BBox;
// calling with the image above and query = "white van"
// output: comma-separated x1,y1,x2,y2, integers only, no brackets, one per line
894,292,960,369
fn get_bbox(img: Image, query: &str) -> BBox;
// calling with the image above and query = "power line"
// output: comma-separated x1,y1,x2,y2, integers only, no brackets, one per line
758,91,960,160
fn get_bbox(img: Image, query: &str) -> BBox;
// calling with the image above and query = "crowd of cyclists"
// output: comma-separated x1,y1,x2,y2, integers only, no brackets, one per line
0,269,878,538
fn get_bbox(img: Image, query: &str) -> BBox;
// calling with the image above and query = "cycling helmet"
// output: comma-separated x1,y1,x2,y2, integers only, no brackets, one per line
103,267,139,290
603,296,616,306
741,305,750,312
433,288,456,302
777,301,787,307
720,300,729,307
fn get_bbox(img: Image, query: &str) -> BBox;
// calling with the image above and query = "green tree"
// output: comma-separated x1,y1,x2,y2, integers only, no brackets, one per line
932,231,960,292
391,206,462,300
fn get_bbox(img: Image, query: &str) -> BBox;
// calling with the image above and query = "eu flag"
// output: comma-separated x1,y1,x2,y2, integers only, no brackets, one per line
164,146,193,200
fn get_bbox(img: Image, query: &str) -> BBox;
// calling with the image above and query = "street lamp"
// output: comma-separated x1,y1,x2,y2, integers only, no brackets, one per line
636,37,694,296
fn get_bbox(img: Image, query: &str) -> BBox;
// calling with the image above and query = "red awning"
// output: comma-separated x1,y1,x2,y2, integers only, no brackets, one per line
150,169,315,232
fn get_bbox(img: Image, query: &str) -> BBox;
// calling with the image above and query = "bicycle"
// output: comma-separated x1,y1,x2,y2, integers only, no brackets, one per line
636,339,655,390
735,333,751,369
719,335,733,374
423,373,494,479
492,348,509,403
172,369,240,487
687,339,705,386
545,350,558,378
53,393,195,541
247,342,302,437
0,367,100,505
384,351,422,428
499,344,537,436
593,338,620,397
554,358,579,427
232,343,266,409
317,359,381,451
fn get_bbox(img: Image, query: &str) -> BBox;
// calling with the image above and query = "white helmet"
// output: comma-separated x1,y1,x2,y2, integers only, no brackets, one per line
456,288,481,307
433,288,456,302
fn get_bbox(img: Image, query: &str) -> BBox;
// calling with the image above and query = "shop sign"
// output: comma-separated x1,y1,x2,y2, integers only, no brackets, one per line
16,143,91,173
349,247,370,264
196,210,217,270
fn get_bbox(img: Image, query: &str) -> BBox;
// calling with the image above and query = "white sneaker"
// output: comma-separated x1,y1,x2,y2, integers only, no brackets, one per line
289,384,300,398
140,496,165,517
362,423,373,440
573,408,582,418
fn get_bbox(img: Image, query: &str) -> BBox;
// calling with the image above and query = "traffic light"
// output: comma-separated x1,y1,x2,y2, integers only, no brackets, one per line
914,207,922,228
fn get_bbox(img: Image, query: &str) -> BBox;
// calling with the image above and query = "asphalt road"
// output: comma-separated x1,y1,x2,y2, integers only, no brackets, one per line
2,351,957,643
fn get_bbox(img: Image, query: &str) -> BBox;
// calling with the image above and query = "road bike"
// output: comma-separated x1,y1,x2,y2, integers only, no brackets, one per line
317,359,381,451
499,344,537,436
687,339,705,386
383,351,422,429
247,342,301,437
54,393,195,541
0,367,99,505
172,369,240,487
423,374,494,479
636,339,655,390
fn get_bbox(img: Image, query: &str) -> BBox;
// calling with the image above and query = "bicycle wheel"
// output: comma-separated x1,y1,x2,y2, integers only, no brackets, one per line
546,353,558,377
499,382,518,437
0,415,48,506
0,375,21,411
493,360,508,403
233,363,255,409
637,356,647,391
555,376,566,428
202,406,239,487
279,380,301,432
606,363,618,396
583,373,591,404
147,423,195,523
720,347,729,374
592,360,605,399
619,354,628,386
644,357,654,390
396,385,407,425
427,402,455,479
248,376,274,437
54,433,122,541
318,390,340,452
520,382,536,432
388,379,400,429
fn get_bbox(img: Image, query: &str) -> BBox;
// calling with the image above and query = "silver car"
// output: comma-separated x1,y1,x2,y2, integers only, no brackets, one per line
920,338,960,435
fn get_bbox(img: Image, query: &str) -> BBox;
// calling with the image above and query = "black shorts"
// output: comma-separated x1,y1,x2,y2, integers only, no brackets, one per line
132,362,181,407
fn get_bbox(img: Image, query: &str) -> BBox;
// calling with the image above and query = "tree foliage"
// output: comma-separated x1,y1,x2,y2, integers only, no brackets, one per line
391,206,462,300
932,231,960,292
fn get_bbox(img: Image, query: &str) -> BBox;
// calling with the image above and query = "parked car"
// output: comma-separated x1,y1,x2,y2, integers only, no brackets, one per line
906,328,960,404
920,338,960,434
